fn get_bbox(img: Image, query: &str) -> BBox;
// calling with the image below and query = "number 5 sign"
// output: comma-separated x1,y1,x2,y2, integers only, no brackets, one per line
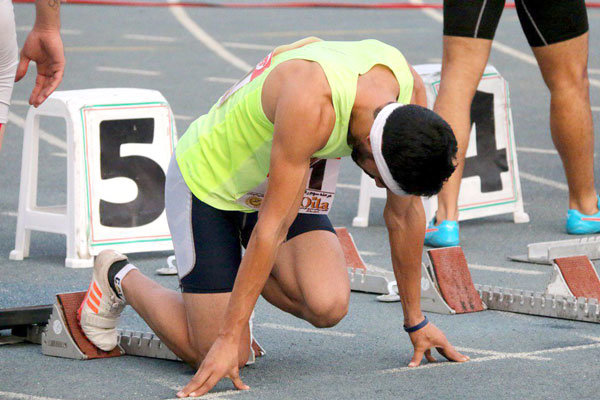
10,89,177,268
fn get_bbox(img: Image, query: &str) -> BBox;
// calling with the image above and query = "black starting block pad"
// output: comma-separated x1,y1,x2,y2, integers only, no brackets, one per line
0,304,51,345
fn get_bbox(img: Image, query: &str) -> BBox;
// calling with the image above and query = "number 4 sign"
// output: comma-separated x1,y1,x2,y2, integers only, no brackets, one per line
352,64,529,227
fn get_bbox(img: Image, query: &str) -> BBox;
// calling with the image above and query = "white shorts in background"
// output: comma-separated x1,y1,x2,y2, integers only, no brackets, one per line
0,0,19,124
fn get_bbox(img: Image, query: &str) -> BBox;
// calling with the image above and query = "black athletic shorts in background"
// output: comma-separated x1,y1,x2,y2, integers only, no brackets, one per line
443,0,589,47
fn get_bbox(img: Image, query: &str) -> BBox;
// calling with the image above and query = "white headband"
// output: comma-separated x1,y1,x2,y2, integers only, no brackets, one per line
369,102,408,196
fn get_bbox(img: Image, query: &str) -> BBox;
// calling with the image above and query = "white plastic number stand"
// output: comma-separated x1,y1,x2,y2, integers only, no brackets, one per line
9,89,177,268
352,64,530,227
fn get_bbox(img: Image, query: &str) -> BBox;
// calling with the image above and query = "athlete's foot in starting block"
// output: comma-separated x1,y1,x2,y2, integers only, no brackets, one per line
78,250,131,351
424,218,459,248
566,195,600,235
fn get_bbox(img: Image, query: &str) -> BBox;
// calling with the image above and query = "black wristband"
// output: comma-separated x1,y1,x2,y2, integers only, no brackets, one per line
403,316,429,333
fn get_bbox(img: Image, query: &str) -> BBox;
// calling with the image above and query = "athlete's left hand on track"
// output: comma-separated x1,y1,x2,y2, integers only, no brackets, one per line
15,28,65,107
177,336,250,398
407,322,469,367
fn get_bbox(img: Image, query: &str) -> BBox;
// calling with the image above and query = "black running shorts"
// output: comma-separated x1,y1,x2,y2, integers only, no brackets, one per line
165,155,336,294
443,0,589,47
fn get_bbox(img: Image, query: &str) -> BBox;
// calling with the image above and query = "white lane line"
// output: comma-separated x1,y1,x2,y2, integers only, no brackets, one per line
410,0,600,90
576,334,600,342
205,77,238,84
257,322,356,338
455,346,549,361
10,99,30,107
96,66,161,76
380,341,600,374
592,106,600,112
517,146,558,155
223,42,274,51
359,250,379,256
0,392,66,400
364,264,391,274
520,171,568,191
336,183,360,190
16,26,81,35
175,114,194,121
7,112,66,151
427,58,442,63
164,391,244,400
51,152,66,158
1,211,18,217
469,264,544,276
168,0,251,72
589,68,600,75
123,34,177,42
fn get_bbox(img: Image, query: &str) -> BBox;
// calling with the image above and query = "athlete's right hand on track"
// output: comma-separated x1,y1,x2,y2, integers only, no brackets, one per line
407,322,469,367
177,336,250,398
15,27,65,108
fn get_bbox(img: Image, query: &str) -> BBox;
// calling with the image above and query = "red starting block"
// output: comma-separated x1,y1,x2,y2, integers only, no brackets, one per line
545,255,600,300
426,247,486,314
336,227,396,296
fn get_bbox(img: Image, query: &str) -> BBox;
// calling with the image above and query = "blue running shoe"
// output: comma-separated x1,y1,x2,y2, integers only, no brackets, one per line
566,195,600,235
424,218,459,247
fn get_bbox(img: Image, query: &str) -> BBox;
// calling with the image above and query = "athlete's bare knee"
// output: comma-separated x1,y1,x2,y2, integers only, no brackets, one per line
306,292,349,328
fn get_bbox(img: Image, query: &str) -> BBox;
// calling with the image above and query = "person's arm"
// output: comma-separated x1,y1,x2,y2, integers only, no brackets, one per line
177,69,331,398
15,0,64,107
384,193,469,367
408,64,427,107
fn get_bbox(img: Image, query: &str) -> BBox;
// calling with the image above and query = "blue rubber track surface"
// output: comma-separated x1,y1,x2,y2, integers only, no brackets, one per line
1,1,600,399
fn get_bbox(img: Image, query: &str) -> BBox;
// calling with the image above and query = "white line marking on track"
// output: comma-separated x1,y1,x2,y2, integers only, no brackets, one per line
469,264,544,275
123,33,177,42
164,391,244,400
175,114,194,121
10,99,30,107
0,392,66,400
257,323,355,338
223,42,274,51
380,341,600,374
592,106,600,112
168,0,252,72
336,183,360,190
7,112,66,151
410,0,600,90
1,211,18,217
96,66,161,76
359,250,379,256
51,152,66,158
589,68,600,75
205,77,239,84
517,146,558,155
520,171,568,191
364,264,391,274
16,26,81,35
576,334,600,342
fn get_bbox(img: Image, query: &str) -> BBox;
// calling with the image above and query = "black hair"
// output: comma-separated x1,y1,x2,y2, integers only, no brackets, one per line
381,104,457,197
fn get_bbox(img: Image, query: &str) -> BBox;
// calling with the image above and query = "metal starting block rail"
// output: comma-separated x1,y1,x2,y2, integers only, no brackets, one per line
476,285,600,323
337,233,600,324
510,236,600,265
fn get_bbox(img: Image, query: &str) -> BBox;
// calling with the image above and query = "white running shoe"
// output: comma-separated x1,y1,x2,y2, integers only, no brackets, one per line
77,250,128,351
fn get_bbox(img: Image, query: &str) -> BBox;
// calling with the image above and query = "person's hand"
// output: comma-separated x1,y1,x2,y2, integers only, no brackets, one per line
15,27,64,107
407,322,469,367
177,336,250,398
